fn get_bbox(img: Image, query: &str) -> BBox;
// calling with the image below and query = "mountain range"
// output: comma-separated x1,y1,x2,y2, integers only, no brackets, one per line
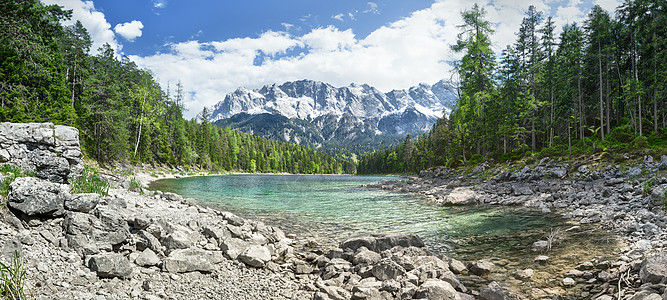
207,79,457,154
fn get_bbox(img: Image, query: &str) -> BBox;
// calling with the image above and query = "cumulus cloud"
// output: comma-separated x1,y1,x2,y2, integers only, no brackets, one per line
41,0,120,54
128,0,612,118
114,20,144,42
593,0,622,13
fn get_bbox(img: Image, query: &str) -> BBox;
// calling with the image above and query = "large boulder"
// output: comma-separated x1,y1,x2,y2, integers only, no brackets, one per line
340,233,425,253
163,248,223,273
442,187,478,205
219,237,249,260
238,245,271,268
7,177,69,217
469,260,495,276
88,253,133,278
65,193,100,213
480,282,506,300
639,252,667,284
413,279,461,300
64,210,130,255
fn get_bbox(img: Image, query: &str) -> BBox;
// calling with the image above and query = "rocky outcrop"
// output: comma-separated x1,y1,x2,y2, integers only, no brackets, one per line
7,177,70,216
0,122,83,183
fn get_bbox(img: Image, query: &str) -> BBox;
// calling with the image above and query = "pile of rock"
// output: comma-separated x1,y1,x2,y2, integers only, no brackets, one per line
0,122,83,183
302,233,475,300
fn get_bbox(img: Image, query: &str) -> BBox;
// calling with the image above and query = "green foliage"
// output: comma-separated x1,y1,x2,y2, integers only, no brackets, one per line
70,167,109,196
0,166,32,200
128,177,141,192
0,251,28,300
631,136,648,149
642,177,654,196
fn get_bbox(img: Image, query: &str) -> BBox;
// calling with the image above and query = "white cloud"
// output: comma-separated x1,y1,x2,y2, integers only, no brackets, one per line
332,14,345,22
41,0,120,54
593,0,621,13
153,0,166,9
114,20,144,42
364,2,380,14
281,23,294,31
127,0,610,118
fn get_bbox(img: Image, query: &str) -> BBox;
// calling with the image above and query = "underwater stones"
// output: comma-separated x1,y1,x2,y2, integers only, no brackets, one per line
469,260,494,276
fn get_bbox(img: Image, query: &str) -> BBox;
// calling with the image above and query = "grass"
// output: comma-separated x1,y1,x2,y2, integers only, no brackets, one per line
70,166,109,196
0,251,27,300
0,166,33,202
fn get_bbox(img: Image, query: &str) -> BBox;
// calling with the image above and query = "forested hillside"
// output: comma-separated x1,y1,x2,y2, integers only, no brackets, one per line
0,0,350,174
359,2,666,174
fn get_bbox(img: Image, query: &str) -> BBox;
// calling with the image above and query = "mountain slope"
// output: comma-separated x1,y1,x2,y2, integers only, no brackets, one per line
209,79,457,154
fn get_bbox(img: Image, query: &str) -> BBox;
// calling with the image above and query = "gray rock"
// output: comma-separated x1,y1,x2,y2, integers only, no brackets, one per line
238,245,271,267
353,249,381,265
512,184,533,196
442,187,478,205
8,177,69,217
371,258,406,281
413,278,460,300
550,167,567,178
449,258,467,274
534,255,549,263
65,193,100,213
629,290,662,300
340,233,424,253
640,252,667,284
135,248,160,267
221,212,245,226
163,248,221,273
651,184,667,205
531,240,548,252
88,253,133,278
161,192,183,202
136,230,162,253
469,260,494,276
133,216,151,231
161,228,195,251
562,277,576,286
480,281,506,300
0,239,22,266
627,166,643,178
658,155,667,170
203,225,231,241
219,237,249,260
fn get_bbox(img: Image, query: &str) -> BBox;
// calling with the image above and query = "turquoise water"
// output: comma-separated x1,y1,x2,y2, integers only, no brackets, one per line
150,174,620,294
149,174,564,255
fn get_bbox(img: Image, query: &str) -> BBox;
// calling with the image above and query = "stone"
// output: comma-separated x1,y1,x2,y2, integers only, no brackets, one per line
469,260,494,276
595,296,613,300
658,155,667,170
512,184,534,196
651,184,667,205
480,281,506,300
550,167,567,178
238,245,271,268
516,269,534,279
65,193,100,213
221,212,245,226
371,258,406,281
339,233,424,253
597,271,615,282
161,229,195,251
295,262,314,274
640,252,667,284
135,248,160,267
562,277,576,286
531,240,549,252
219,237,249,260
88,253,133,278
133,216,151,231
442,187,478,205
136,230,162,253
7,177,69,217
629,291,662,300
627,166,642,178
449,258,467,274
534,255,549,264
413,278,460,300
353,249,381,265
163,248,221,273
202,225,231,241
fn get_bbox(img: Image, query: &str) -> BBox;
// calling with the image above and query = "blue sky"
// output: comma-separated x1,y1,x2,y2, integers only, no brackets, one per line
44,0,623,118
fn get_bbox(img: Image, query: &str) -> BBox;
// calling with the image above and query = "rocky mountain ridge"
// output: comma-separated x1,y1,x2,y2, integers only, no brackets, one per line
208,79,457,150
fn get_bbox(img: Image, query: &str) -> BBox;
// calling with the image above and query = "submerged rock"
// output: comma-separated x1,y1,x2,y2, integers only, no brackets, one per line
340,233,425,253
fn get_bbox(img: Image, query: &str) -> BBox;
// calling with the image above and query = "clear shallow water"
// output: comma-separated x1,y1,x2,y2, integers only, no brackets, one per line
150,174,621,295
150,175,566,253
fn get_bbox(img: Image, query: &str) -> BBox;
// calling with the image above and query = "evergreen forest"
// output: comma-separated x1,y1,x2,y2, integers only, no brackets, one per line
0,0,352,174
359,2,667,174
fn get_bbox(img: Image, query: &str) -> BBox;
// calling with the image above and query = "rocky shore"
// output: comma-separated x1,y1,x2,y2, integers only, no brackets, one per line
1,122,667,299
367,156,667,299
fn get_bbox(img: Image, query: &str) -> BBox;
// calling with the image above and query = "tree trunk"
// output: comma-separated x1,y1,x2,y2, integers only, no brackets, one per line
598,40,604,142
567,121,571,158
71,53,77,107
133,94,147,158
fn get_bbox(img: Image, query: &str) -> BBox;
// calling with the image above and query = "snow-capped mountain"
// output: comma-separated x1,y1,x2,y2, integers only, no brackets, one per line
208,79,457,151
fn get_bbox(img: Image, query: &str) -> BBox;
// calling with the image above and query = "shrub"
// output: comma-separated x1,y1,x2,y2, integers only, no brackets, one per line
129,177,142,193
631,136,648,148
0,251,27,299
70,167,109,196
